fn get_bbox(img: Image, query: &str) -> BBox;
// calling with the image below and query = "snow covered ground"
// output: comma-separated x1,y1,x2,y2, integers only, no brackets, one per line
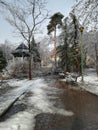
0,78,74,130
59,68,98,95
0,68,98,130
77,68,98,95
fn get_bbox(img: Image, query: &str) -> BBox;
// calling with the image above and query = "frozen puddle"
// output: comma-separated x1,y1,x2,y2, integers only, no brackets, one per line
0,78,74,130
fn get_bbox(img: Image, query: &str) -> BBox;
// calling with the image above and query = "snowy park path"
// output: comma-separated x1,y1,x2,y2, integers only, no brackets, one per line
1,71,98,130
0,78,73,130
0,79,36,117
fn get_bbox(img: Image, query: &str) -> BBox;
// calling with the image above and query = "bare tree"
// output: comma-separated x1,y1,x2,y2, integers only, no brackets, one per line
0,0,49,79
73,0,98,31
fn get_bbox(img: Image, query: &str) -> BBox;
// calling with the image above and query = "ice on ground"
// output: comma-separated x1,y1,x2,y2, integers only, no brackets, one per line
0,111,34,130
0,78,74,130
28,78,74,116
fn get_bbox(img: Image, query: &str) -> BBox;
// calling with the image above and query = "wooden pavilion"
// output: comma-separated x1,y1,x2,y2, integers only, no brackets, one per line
12,43,30,58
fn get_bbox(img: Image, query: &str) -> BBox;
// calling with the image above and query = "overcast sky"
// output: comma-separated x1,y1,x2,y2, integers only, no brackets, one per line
0,0,75,43
47,0,75,16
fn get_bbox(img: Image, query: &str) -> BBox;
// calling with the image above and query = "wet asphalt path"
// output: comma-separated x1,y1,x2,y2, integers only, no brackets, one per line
34,78,98,130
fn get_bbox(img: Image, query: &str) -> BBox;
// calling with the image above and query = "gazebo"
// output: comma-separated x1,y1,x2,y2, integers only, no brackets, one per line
11,43,30,78
12,43,30,58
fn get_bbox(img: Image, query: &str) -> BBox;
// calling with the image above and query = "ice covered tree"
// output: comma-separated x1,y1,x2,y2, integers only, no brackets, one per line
0,0,49,79
57,17,70,71
73,0,98,31
57,13,81,73
30,36,41,64
38,36,52,66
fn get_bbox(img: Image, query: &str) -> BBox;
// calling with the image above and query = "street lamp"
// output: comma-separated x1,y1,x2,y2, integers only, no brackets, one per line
79,26,84,82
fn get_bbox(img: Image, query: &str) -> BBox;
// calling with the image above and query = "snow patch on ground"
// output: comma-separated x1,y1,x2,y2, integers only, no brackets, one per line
29,79,74,116
0,111,34,130
77,70,98,95
77,73,98,85
28,78,74,116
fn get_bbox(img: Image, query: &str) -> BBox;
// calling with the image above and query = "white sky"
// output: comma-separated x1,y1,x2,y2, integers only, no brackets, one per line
0,0,75,43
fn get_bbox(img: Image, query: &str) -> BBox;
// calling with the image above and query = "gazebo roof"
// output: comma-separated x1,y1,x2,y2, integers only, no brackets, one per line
12,43,30,57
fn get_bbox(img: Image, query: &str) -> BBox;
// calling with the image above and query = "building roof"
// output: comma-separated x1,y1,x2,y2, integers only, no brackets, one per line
12,43,30,57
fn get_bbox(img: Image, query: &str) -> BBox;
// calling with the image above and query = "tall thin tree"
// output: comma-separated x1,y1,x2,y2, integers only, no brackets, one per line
47,12,64,66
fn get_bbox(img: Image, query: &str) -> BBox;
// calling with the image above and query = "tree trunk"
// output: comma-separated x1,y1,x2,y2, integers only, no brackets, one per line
28,43,32,80
54,27,57,67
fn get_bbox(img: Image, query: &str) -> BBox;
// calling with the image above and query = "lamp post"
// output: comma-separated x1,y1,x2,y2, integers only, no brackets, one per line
95,43,98,77
79,26,84,82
